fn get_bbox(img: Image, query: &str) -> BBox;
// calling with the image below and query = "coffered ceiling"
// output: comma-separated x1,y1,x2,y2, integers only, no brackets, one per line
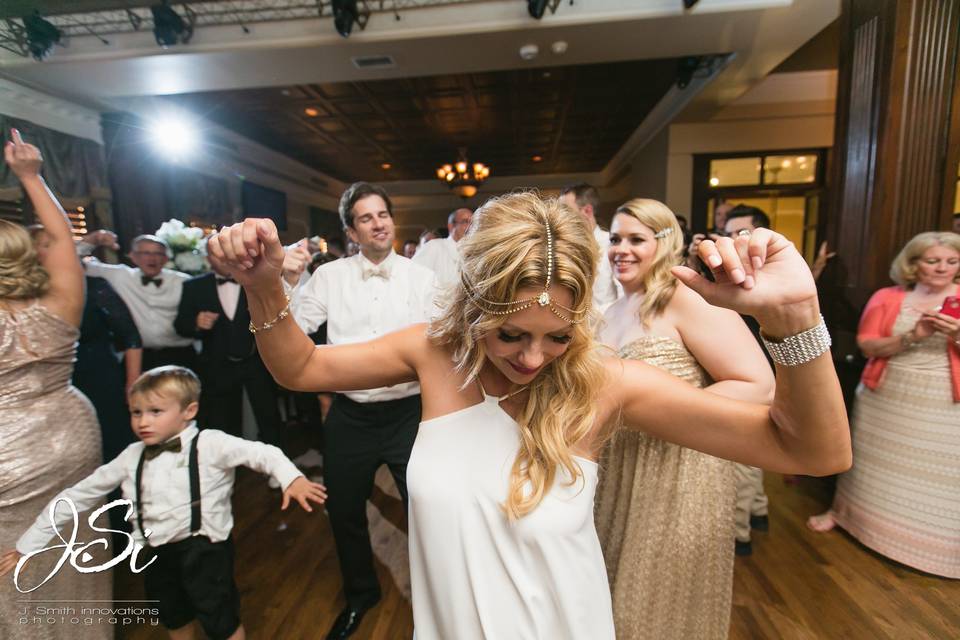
165,57,681,182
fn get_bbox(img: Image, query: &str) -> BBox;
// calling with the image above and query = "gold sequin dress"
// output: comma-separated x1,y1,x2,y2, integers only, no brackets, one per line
0,301,112,639
595,336,736,640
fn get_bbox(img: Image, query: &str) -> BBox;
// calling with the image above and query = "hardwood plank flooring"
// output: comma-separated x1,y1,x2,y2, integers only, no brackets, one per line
116,457,959,639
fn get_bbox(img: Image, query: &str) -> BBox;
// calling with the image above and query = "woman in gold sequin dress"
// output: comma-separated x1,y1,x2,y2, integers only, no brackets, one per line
0,130,111,639
594,199,775,639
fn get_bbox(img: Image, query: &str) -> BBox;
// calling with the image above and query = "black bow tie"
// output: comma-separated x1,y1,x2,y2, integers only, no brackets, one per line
216,276,235,285
143,438,182,460
141,276,163,288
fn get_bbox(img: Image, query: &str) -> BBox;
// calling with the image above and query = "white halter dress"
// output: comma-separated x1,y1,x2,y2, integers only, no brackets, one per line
407,385,615,639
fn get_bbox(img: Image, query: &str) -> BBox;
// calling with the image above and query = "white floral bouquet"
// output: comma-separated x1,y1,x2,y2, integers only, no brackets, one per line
156,218,210,275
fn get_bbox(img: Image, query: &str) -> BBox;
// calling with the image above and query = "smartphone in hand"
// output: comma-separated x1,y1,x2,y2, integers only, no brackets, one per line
941,296,960,319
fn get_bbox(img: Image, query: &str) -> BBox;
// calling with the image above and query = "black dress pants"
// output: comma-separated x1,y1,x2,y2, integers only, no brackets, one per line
143,346,197,372
322,393,421,609
198,356,281,446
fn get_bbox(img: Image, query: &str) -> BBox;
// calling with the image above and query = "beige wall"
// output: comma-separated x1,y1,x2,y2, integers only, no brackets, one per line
666,105,835,217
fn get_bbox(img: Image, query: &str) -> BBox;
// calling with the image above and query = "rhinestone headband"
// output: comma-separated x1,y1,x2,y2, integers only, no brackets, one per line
653,227,674,239
460,218,588,324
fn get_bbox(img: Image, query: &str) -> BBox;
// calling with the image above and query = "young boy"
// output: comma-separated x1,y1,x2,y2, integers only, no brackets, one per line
2,366,327,640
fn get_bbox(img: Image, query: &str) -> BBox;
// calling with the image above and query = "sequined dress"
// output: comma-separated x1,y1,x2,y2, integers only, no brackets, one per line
594,336,736,640
0,301,112,639
832,306,960,578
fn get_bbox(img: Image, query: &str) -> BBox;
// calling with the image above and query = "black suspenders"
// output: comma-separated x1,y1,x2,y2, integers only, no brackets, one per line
135,433,202,543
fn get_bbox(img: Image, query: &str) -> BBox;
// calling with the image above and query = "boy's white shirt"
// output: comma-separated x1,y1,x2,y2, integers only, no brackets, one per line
16,422,303,553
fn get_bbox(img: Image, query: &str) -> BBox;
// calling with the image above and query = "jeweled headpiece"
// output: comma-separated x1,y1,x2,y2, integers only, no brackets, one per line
461,217,589,324
653,227,674,239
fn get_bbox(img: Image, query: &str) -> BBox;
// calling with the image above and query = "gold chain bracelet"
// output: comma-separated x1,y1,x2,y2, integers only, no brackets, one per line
248,294,291,334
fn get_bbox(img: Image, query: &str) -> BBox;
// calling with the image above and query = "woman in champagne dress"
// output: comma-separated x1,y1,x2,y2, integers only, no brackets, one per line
594,199,774,639
0,130,111,639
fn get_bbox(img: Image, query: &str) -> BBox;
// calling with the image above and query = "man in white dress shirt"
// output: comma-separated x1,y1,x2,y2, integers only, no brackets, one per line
412,207,472,291
560,183,622,313
81,232,195,370
291,182,436,640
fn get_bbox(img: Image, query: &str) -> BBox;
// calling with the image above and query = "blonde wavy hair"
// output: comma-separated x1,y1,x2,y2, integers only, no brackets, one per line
429,191,606,519
613,198,684,325
0,219,50,300
889,231,960,287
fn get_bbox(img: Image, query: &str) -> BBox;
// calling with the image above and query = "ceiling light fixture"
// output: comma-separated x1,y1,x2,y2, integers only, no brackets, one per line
304,107,319,117
21,12,62,61
148,116,199,160
381,162,392,170
436,149,490,199
527,0,562,20
329,0,369,38
532,155,543,163
150,1,194,48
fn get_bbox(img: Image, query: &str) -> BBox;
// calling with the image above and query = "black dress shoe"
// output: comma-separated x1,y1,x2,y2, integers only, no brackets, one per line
735,540,753,556
750,514,769,532
325,605,371,640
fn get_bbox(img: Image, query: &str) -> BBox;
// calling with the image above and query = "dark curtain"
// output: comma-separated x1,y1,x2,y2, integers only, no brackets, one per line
0,116,108,199
102,112,233,250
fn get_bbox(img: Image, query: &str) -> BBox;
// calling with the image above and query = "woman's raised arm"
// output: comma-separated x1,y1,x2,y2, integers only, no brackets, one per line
613,229,850,475
5,128,84,325
207,218,422,392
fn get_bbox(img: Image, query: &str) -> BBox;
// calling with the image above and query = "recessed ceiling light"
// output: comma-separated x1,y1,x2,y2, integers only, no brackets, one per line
304,107,319,117
519,44,539,61
281,89,291,96
532,155,543,162
381,163,392,170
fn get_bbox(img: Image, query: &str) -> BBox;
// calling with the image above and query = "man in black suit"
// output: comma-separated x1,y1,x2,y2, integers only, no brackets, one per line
174,255,305,445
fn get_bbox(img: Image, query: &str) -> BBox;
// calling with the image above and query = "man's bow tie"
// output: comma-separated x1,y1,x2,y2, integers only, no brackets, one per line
143,438,182,460
141,276,163,287
216,276,236,285
361,263,391,281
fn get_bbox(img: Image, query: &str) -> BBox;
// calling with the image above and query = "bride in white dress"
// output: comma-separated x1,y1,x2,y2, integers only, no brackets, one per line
208,191,851,639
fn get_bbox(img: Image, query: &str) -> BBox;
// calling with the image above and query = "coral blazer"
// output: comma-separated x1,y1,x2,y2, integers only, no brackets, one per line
858,285,960,402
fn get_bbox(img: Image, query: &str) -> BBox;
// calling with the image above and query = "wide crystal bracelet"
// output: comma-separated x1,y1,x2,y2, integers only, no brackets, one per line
760,315,831,366
248,294,291,334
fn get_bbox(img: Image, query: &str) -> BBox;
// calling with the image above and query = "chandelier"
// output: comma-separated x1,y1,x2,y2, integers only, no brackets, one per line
436,149,490,199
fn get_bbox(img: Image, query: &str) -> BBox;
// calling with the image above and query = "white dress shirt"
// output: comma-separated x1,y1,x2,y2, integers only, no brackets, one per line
84,261,193,349
291,251,437,403
17,423,303,552
592,225,622,313
216,279,241,321
413,236,461,292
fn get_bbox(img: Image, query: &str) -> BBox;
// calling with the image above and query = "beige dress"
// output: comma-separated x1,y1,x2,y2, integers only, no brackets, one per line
832,306,960,578
0,301,112,639
595,336,736,640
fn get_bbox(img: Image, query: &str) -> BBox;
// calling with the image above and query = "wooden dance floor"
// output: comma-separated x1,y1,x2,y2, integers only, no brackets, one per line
116,456,959,639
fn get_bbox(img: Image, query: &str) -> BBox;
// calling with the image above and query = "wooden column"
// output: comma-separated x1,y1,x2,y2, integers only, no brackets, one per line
823,0,960,373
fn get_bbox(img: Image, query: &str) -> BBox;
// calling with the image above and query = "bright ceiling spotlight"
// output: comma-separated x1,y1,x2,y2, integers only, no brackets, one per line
148,117,198,159
151,1,194,48
22,12,62,61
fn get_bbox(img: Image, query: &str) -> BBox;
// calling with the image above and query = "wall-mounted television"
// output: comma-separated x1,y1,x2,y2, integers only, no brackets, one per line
241,181,287,231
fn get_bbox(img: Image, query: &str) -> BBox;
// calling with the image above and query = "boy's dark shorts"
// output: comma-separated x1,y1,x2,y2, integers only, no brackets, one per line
143,536,241,640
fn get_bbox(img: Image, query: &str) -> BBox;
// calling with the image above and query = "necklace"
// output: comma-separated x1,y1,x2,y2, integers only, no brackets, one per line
475,376,528,401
